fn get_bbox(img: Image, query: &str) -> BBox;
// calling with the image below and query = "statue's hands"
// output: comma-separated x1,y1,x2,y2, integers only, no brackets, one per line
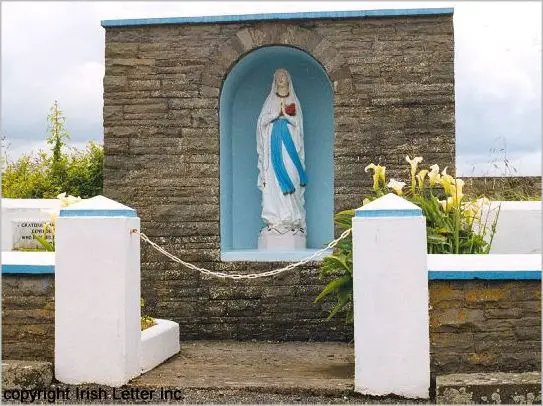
280,103,287,117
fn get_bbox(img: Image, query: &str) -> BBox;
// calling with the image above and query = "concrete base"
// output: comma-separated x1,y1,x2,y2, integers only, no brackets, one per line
258,228,306,250
140,319,180,373
436,372,541,404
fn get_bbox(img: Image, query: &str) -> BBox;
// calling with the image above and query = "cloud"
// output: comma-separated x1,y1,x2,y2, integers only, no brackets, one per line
453,1,541,170
1,1,541,175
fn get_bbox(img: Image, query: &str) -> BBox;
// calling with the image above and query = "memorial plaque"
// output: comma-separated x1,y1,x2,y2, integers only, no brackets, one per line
12,220,54,250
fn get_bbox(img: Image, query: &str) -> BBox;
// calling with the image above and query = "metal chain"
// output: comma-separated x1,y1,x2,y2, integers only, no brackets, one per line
138,228,352,280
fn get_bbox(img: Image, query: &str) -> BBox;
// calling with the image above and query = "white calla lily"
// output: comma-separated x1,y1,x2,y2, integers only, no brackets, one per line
428,164,441,187
387,179,406,195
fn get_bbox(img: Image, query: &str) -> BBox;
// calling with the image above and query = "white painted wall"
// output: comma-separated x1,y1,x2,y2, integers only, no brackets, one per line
353,194,430,399
484,201,541,254
140,319,180,373
1,251,55,268
1,199,60,250
428,253,541,273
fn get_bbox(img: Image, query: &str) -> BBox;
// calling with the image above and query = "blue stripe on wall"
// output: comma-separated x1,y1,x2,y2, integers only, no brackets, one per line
59,209,137,217
2,263,539,280
428,270,541,280
101,8,454,27
355,209,422,218
2,264,55,274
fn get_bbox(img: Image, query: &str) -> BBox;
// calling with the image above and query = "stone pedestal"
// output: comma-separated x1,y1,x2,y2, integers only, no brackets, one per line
258,228,306,250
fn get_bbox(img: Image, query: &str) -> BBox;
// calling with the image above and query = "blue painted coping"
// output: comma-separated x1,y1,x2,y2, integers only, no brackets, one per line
2,264,55,274
59,209,136,217
101,8,454,27
428,270,541,280
2,261,539,279
355,209,422,218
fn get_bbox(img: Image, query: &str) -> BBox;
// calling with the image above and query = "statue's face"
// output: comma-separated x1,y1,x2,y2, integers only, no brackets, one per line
275,70,289,88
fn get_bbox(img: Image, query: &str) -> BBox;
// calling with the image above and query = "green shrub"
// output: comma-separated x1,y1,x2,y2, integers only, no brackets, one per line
1,142,103,199
1,101,103,199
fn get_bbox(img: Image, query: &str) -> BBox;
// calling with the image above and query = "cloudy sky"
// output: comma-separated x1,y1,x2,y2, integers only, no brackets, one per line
1,1,541,176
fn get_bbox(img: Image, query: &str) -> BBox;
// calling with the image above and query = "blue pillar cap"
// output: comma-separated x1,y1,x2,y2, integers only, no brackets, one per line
355,193,423,218
59,195,137,217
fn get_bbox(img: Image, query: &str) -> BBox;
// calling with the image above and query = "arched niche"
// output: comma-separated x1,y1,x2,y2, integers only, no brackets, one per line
220,45,334,260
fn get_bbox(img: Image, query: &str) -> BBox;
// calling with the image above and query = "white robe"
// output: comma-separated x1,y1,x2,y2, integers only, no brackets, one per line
256,73,306,233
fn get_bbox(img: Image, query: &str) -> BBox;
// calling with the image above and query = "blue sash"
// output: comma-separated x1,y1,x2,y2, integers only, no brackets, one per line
270,118,307,194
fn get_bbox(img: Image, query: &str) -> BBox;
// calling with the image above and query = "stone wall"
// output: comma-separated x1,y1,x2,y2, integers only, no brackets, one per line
2,275,55,361
2,274,539,375
430,280,541,374
103,13,456,343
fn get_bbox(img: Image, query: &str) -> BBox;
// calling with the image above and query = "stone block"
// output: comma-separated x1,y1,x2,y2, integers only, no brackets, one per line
107,58,155,67
236,28,255,51
430,308,485,332
127,79,160,90
105,42,139,57
170,98,217,110
514,327,541,341
465,287,511,303
436,372,541,405
209,286,262,300
431,333,474,352
484,308,524,319
2,360,53,390
124,103,167,114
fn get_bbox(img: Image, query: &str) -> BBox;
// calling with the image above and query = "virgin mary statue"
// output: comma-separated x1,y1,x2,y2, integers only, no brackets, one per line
256,68,307,250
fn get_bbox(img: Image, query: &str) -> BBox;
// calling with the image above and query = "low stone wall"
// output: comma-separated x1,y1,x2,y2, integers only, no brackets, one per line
430,280,541,374
2,275,539,376
2,275,55,361
141,263,352,342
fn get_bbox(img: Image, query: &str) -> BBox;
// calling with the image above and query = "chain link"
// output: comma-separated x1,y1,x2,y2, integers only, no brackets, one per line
138,228,352,280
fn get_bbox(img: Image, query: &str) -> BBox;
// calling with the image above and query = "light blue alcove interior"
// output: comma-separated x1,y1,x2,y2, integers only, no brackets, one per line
220,45,334,261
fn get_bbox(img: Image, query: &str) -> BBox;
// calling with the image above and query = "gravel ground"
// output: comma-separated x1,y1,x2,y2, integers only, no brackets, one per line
2,384,432,404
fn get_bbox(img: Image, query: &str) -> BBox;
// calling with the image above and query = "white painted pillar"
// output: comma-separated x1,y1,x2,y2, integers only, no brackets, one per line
55,196,141,387
352,193,429,399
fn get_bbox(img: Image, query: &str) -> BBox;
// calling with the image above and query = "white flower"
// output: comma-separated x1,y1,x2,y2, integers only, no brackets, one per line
428,164,441,187
452,178,465,199
406,155,423,176
364,163,376,173
416,169,429,191
406,155,423,191
365,163,386,191
387,179,406,195
440,167,455,195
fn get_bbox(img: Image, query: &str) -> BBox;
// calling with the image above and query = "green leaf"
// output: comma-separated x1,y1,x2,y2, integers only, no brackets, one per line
32,233,54,252
427,233,448,244
314,274,352,303
323,254,352,274
326,294,352,321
